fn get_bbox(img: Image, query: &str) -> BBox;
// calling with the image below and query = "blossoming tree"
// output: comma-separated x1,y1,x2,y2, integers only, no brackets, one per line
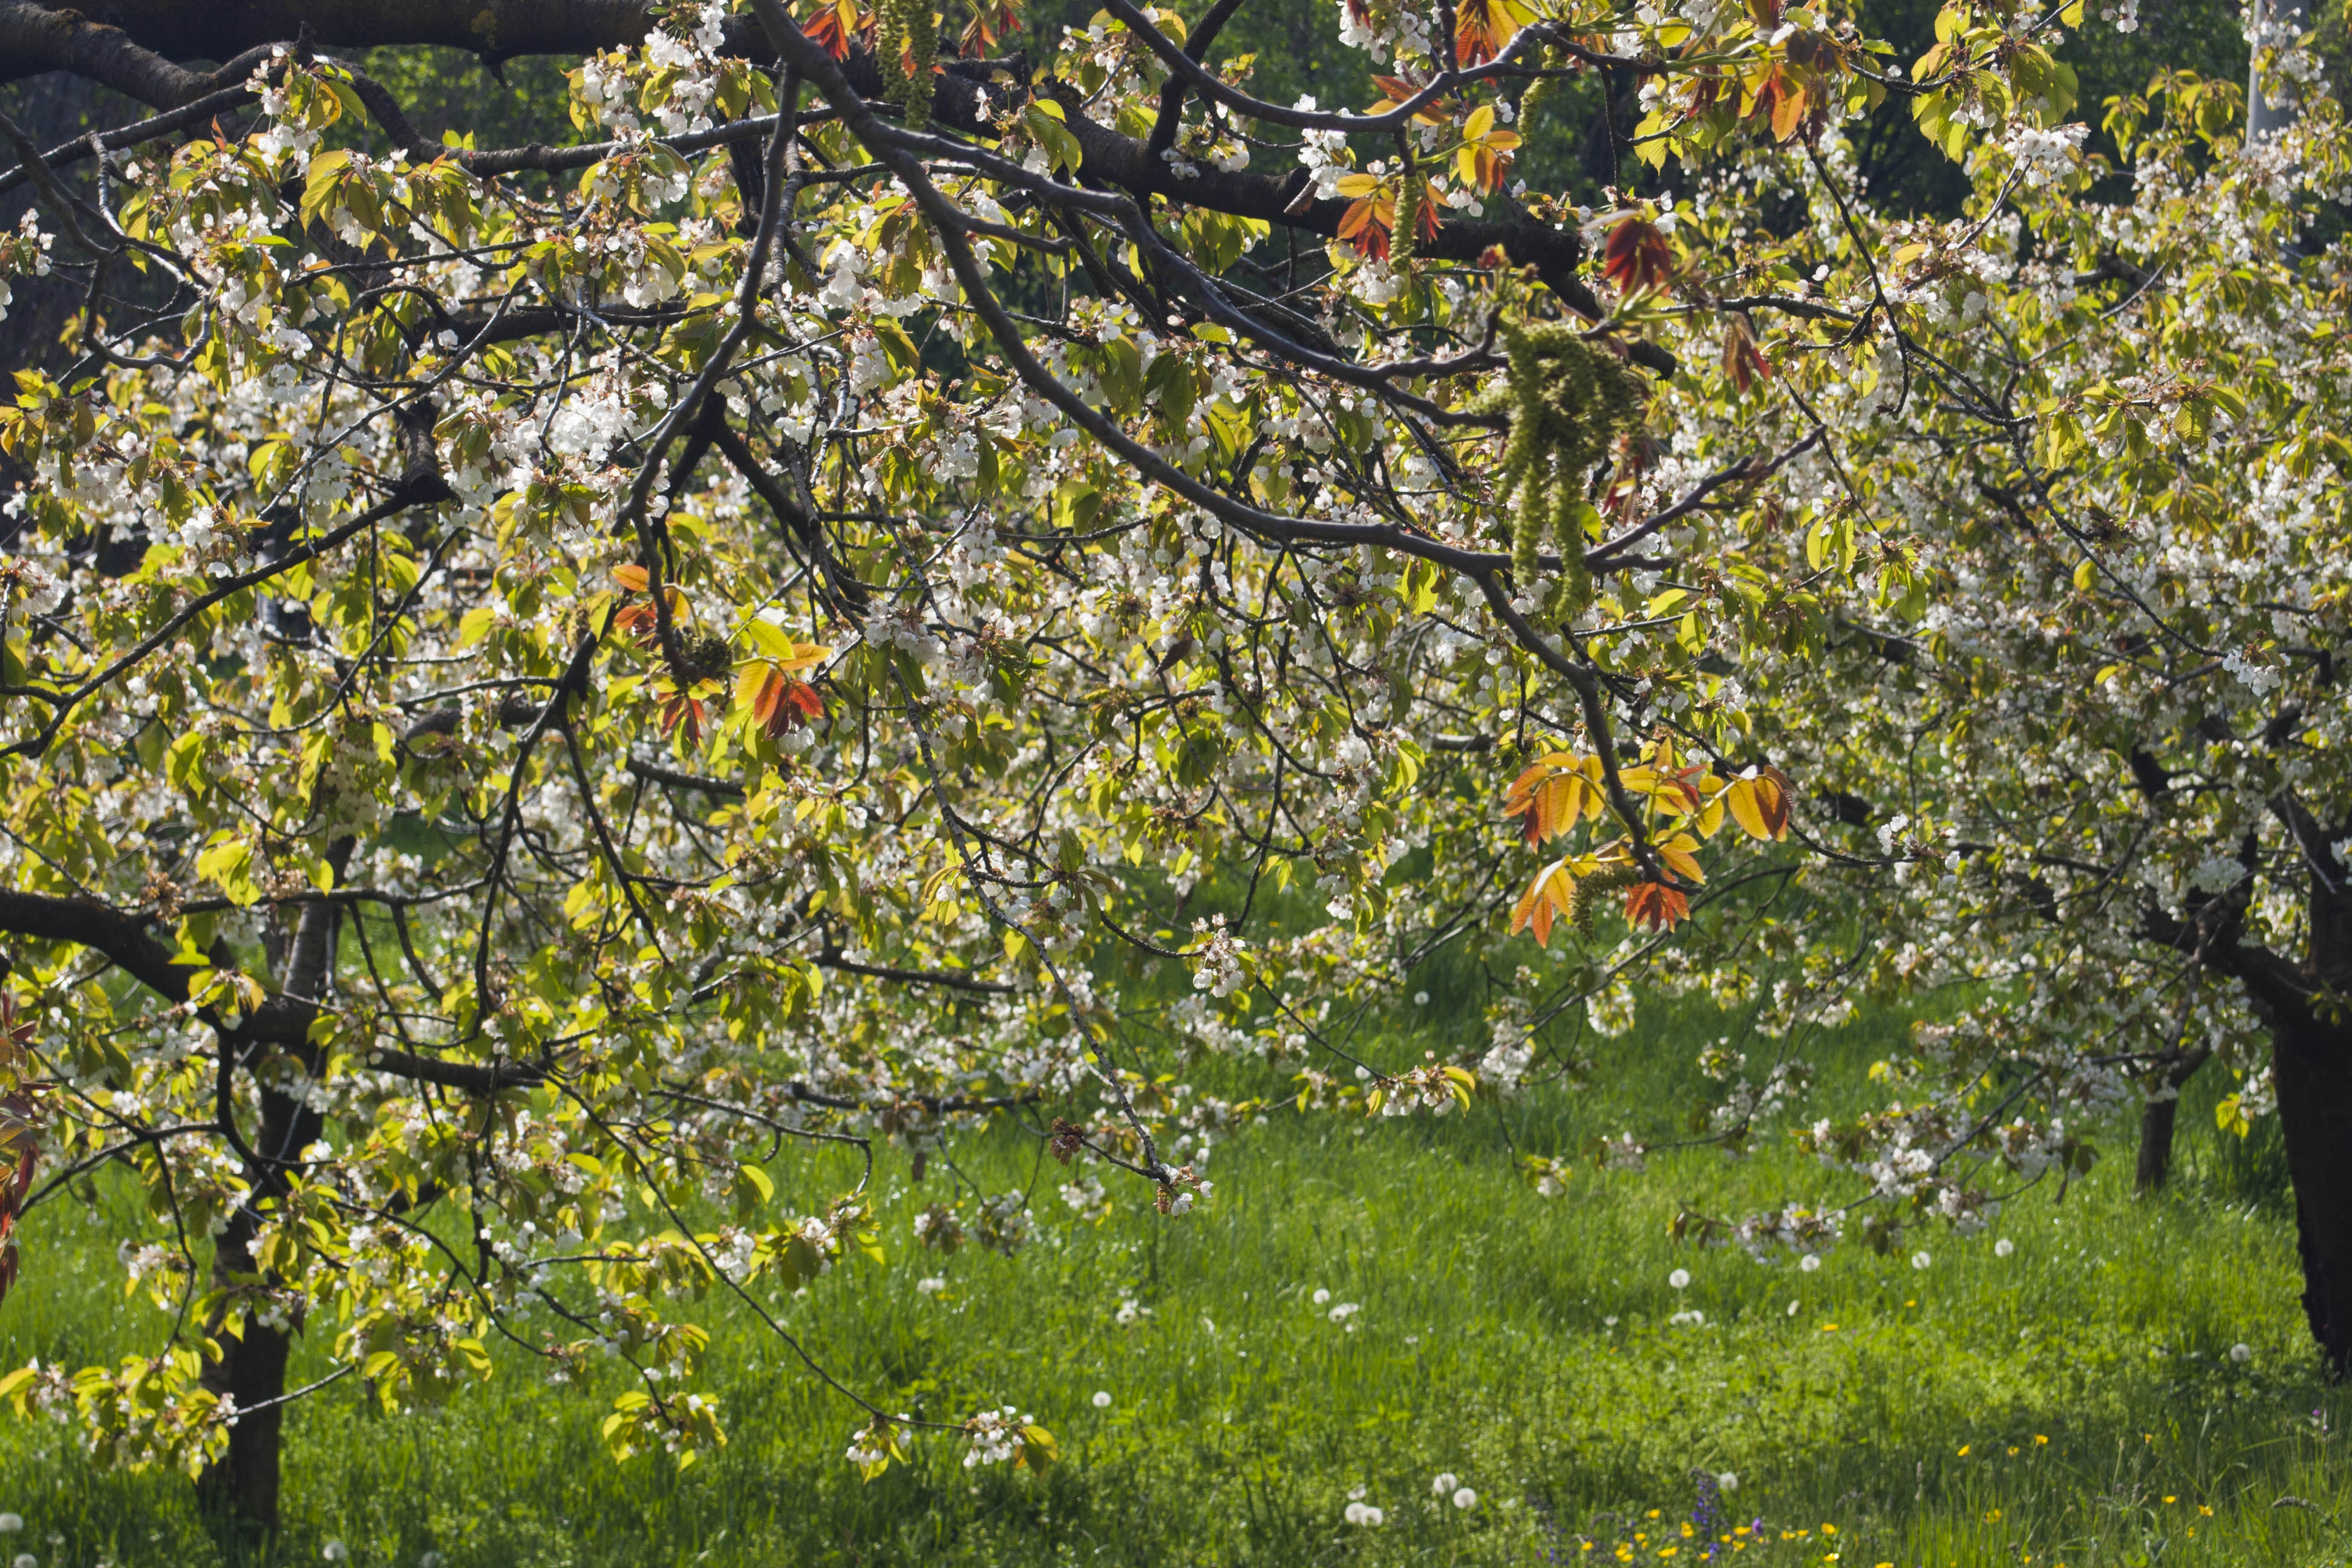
0,0,2343,1537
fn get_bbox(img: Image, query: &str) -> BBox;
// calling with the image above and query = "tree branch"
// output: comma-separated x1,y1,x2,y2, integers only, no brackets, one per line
812,950,1015,995
0,1,274,106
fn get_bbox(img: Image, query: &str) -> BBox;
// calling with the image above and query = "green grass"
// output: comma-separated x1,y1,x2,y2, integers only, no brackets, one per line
1,1004,2344,1568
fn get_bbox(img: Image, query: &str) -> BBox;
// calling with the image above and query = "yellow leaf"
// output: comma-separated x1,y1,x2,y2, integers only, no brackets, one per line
1723,768,1791,841
1019,1423,1060,1472
2215,1094,2250,1138
733,661,771,713
774,640,829,673
1694,795,1726,838
1655,832,1707,885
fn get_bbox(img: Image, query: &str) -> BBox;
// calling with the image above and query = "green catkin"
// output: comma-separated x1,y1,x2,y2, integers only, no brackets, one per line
883,0,935,131
1544,471,1594,621
1568,861,1642,938
1477,319,1644,613
1501,327,1548,578
881,0,906,113
1393,171,1422,268
905,0,936,131
1519,47,1561,126
1512,457,1548,580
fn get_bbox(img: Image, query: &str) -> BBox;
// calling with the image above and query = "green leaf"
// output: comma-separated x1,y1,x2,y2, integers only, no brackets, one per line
300,151,353,227
1018,1423,1059,1472
1145,351,1197,425
734,1162,775,1214
195,835,262,907
326,79,370,129
872,318,921,376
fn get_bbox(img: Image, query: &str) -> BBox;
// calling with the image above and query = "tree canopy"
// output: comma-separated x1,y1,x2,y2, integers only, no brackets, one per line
0,0,2347,1537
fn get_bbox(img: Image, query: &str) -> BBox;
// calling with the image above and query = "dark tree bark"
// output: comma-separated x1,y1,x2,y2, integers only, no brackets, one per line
193,838,350,1540
2133,1045,2211,1194
0,0,651,91
2148,808,2352,1376
194,1276,295,1543
2271,1013,2352,1372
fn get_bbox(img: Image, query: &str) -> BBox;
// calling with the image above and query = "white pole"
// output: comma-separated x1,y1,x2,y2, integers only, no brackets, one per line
2247,0,2307,144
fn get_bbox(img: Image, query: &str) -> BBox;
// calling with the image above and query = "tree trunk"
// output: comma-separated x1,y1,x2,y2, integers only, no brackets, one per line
196,1042,321,1542
2135,1095,2180,1194
2134,1046,2211,1194
2271,1018,2352,1376
197,841,351,1540
195,1276,293,1542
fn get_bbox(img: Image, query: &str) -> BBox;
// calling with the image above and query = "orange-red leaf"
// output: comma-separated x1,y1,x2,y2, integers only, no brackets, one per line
742,663,825,739
1623,880,1690,932
1509,860,1578,946
1723,317,1771,393
1458,139,1517,195
1338,195,1393,260
1454,0,1535,66
1368,74,1452,122
659,691,707,743
1771,76,1808,142
803,0,859,59
1653,832,1707,886
1601,217,1674,296
959,0,1021,51
1406,178,1443,241
1503,753,1602,844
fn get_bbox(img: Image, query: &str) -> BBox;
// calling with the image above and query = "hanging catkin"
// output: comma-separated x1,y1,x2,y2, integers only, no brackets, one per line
1392,172,1422,267
905,0,936,131
1474,319,1642,619
1568,861,1642,937
1519,47,1562,126
885,0,936,132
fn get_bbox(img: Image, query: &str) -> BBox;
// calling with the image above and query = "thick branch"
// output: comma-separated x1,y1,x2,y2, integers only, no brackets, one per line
0,2,273,106
813,950,1015,995
1145,0,1250,158
5,0,655,71
624,757,746,798
366,1047,543,1092
0,78,267,197
17,0,1647,340
0,887,188,1000
2138,899,2311,1024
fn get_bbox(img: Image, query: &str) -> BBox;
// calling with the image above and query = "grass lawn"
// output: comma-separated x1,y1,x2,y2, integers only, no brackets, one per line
0,1002,2342,1567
